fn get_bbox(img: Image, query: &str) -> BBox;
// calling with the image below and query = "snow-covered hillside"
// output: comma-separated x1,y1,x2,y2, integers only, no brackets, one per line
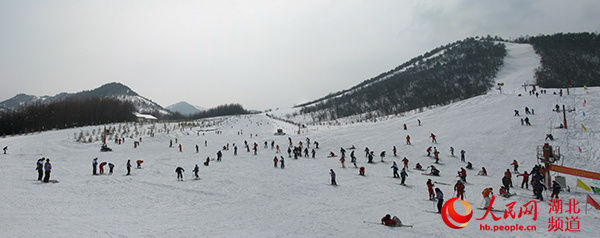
1,43,600,237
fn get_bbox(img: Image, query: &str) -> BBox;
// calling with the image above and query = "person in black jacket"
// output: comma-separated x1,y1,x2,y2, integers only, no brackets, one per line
176,167,185,181
36,158,44,180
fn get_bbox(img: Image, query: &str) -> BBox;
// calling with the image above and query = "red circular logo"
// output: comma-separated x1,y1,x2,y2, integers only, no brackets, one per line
441,197,473,229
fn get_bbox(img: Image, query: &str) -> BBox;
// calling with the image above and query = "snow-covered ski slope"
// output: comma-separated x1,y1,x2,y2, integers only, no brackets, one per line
2,43,600,237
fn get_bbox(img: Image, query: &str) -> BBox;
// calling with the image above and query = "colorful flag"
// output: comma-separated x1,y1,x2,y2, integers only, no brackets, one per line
582,124,587,132
591,186,600,195
578,179,592,191
587,194,600,210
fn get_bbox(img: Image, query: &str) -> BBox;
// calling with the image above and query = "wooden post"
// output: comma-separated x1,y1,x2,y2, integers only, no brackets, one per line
563,105,567,129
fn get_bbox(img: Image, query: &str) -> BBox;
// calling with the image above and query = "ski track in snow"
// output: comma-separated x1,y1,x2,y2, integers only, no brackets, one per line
1,44,600,237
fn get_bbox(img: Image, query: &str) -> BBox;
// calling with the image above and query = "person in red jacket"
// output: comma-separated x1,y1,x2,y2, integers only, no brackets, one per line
511,160,519,173
402,157,409,170
381,214,402,227
518,171,530,189
136,160,143,169
427,179,435,200
406,135,411,145
454,180,465,200
99,162,107,174
504,169,513,187
273,157,279,168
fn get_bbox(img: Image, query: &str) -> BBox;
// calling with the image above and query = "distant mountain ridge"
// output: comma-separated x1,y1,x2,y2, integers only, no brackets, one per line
0,82,170,114
166,101,205,116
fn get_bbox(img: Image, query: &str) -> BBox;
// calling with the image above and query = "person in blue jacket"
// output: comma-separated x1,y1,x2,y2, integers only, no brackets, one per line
43,159,52,183
330,169,337,186
436,188,444,213
400,168,408,185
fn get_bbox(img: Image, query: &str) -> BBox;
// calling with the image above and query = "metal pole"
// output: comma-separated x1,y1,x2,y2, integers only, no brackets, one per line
563,105,567,129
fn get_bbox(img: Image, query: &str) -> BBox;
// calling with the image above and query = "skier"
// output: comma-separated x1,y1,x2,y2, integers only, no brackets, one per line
340,156,346,168
430,133,437,143
3,146,7,154
312,149,316,158
304,148,309,157
350,150,357,167
550,181,561,199
458,168,467,182
426,146,432,157
359,166,365,176
511,160,519,173
482,187,493,209
234,146,238,155
287,147,292,157
273,156,279,168
466,162,473,170
435,188,444,213
477,167,487,176
403,123,407,130
367,151,374,163
533,179,546,201
428,165,440,176
517,171,530,189
427,179,435,200
340,147,346,158
402,157,409,170
108,163,114,175
204,157,210,166
525,107,530,114
418,119,421,126
521,118,524,126
178,144,182,152
330,169,337,186
280,156,285,169
460,150,466,162
514,110,520,116
99,162,107,174
524,117,531,126
36,158,44,181
450,147,454,157
406,135,411,145
434,150,440,163
136,160,143,169
217,151,223,161
196,145,199,153
391,162,399,178
504,169,513,187
415,163,423,170
314,141,319,149
454,180,465,200
175,167,185,181
380,151,385,162
43,158,51,183
92,158,98,175
393,146,397,157
381,214,403,227
126,160,132,175
400,168,408,185
193,164,200,178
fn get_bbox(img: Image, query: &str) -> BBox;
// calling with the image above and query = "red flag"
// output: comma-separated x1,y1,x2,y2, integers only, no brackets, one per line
588,194,600,210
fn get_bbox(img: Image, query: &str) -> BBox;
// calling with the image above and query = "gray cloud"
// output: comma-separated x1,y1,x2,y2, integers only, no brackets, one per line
1,0,599,110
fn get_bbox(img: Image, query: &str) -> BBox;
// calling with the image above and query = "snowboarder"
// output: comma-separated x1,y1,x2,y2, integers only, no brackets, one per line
99,162,107,174
391,162,399,178
550,181,561,199
175,167,185,181
193,164,199,178
400,168,408,185
427,179,435,200
430,133,437,143
92,158,98,175
517,171,529,189
108,163,114,175
402,157,409,170
482,187,493,209
435,188,444,213
428,165,440,176
454,180,465,200
415,163,423,170
466,162,473,170
280,156,285,169
36,158,44,180
460,150,466,162
273,156,279,167
330,169,337,186
43,159,51,183
126,160,131,175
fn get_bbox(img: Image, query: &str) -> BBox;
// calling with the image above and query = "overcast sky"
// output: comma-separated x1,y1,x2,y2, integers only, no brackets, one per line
1,0,599,110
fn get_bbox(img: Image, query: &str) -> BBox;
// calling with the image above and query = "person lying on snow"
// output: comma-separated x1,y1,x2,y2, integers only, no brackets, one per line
381,214,402,227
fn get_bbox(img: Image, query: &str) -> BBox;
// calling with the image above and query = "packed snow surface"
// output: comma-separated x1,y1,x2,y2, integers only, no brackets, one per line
1,43,600,237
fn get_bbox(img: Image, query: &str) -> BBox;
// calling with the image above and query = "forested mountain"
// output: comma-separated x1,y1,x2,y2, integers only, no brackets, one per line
297,37,506,121
515,32,600,88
